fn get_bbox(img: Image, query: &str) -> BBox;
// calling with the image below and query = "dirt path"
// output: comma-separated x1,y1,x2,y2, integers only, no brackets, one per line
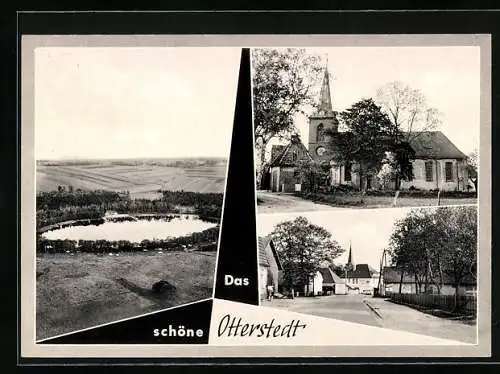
257,191,345,214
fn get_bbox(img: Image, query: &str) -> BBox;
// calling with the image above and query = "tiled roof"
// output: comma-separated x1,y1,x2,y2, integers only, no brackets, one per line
341,264,372,279
318,268,334,283
406,131,467,160
258,236,283,270
320,267,345,284
269,135,313,167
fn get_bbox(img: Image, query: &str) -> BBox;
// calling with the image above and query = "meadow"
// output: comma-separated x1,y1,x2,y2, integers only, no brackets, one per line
36,158,227,199
36,251,217,341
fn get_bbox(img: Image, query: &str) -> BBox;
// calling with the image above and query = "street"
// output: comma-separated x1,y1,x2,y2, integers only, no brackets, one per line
257,191,345,214
263,294,477,344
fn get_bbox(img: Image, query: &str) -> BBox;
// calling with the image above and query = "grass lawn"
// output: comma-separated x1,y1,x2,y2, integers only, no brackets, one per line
298,193,477,209
36,251,216,341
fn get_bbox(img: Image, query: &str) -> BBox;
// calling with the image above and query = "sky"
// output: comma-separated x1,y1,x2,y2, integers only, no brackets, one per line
257,207,438,271
34,47,241,160
264,46,481,157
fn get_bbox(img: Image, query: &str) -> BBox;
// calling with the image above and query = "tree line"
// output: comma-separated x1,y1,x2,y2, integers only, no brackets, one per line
387,205,477,311
36,189,224,228
37,226,219,253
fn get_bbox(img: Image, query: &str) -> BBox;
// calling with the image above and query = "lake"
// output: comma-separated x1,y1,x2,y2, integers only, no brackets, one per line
41,216,217,242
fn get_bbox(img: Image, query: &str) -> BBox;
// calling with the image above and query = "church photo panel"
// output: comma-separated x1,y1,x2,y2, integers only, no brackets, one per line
252,47,479,215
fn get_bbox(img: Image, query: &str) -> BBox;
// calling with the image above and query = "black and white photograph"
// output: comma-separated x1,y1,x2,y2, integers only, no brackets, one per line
257,205,478,344
253,47,479,213
34,46,239,341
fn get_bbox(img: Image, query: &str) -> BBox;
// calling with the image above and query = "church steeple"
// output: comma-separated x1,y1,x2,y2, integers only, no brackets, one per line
346,240,354,271
316,59,334,117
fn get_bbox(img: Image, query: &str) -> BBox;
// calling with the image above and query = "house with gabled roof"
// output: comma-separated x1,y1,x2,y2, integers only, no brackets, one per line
319,267,346,295
268,134,314,193
258,236,283,300
379,266,477,296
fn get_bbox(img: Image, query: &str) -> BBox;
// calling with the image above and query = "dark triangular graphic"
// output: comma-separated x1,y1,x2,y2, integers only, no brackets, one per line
38,299,212,344
214,48,259,305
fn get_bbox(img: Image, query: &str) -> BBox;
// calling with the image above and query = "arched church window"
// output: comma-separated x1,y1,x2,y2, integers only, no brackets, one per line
317,123,325,142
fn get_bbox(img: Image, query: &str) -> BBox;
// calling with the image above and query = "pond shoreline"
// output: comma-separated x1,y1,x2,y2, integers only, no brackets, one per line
37,212,209,234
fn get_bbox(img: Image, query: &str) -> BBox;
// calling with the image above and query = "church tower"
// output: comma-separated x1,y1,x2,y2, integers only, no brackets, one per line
308,59,339,162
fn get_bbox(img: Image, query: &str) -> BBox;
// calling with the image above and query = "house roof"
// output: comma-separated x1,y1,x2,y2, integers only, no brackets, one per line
318,268,334,284
258,236,283,270
341,264,372,279
406,131,467,160
269,135,314,167
382,266,476,285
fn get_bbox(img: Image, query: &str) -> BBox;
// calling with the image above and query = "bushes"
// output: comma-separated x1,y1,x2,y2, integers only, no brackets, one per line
37,226,220,254
295,191,364,206
296,189,477,200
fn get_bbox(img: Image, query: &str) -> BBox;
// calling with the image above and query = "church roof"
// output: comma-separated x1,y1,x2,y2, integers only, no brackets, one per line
311,130,465,161
406,131,467,160
313,64,335,118
269,135,314,167
258,236,283,270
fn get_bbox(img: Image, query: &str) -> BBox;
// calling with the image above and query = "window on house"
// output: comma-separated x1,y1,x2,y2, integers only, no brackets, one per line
425,161,434,182
445,162,453,182
344,162,351,182
317,123,324,142
292,150,298,162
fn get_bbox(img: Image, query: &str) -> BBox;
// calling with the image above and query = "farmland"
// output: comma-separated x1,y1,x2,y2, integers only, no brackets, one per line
36,251,217,341
36,158,227,199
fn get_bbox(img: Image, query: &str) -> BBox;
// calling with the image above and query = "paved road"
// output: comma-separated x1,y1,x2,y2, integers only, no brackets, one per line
257,191,344,214
264,294,476,344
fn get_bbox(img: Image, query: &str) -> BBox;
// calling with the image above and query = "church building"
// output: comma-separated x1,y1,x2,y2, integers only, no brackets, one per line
264,63,470,193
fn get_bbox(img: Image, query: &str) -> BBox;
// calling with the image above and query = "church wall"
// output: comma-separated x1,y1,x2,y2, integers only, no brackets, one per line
400,158,468,192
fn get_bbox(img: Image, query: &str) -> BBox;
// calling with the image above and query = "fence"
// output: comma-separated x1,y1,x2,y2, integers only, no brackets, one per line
387,292,477,317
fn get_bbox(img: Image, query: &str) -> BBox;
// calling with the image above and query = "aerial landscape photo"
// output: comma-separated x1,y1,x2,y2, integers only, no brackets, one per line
34,46,239,340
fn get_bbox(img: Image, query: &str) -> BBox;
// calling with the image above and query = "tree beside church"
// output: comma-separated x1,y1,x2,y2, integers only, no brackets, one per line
260,58,471,194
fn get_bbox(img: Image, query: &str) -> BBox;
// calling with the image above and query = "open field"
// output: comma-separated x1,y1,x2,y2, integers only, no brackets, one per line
36,251,216,341
36,158,227,199
257,191,477,213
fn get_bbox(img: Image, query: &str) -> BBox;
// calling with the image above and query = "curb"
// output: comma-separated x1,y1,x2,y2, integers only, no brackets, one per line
364,300,383,319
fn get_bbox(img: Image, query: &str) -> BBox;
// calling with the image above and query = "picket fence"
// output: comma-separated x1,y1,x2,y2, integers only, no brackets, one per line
387,292,477,317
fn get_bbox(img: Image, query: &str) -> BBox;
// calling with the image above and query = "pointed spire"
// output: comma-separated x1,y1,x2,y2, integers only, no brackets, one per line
347,240,352,265
316,57,334,117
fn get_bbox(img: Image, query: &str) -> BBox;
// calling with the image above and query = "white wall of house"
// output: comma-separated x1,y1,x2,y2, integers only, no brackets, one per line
305,271,323,296
401,159,468,192
384,282,475,295
259,266,269,300
346,277,372,293
335,283,346,295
